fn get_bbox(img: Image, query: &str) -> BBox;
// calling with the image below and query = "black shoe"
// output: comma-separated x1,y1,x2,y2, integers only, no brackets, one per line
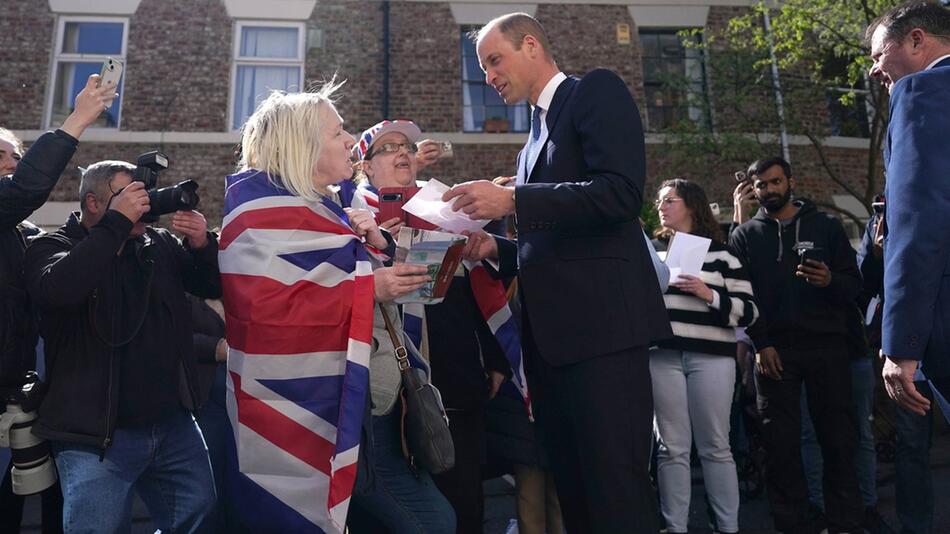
863,506,896,534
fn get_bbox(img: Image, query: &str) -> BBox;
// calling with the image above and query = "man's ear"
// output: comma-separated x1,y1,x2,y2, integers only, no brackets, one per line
910,28,925,50
83,192,100,215
788,176,797,191
523,34,540,59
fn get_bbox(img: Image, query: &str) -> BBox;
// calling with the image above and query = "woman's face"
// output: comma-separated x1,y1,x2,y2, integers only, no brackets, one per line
364,132,418,188
657,186,692,233
313,106,356,190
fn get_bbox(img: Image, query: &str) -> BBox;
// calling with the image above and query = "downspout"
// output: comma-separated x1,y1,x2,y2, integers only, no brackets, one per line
382,0,391,118
763,8,791,162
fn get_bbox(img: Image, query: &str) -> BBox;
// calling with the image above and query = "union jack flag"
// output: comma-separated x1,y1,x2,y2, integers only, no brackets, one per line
349,181,532,418
219,169,373,533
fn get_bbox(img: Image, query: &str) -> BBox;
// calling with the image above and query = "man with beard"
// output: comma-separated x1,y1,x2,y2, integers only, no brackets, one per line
729,157,864,534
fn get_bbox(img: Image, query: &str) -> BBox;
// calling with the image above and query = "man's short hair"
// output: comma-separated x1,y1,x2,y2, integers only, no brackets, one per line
866,1,950,47
747,157,792,180
79,160,136,212
475,13,553,60
0,127,24,155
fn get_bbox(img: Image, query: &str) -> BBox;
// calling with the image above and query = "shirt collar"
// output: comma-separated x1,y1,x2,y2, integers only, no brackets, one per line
925,54,950,70
533,72,567,113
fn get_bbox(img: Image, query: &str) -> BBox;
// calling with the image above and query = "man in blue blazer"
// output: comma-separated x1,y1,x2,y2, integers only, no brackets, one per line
444,13,671,533
867,1,950,416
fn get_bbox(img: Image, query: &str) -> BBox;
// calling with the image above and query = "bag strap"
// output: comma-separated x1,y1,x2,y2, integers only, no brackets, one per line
378,303,411,372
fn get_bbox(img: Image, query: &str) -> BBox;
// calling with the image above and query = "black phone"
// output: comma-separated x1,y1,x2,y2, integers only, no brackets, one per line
796,242,824,265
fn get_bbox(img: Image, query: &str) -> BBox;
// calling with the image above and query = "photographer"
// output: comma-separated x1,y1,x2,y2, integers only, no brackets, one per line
22,158,221,532
729,157,863,534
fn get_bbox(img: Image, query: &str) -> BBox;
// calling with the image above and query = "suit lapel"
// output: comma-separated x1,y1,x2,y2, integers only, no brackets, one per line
526,77,578,183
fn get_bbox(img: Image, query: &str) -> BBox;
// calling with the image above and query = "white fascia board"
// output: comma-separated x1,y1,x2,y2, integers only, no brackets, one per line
223,0,316,20
450,3,537,24
48,0,142,14
628,5,710,28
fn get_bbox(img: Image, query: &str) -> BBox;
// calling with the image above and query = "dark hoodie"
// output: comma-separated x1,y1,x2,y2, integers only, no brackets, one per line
729,199,860,350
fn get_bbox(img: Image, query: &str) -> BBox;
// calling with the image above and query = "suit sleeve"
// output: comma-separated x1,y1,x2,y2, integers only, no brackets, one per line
514,69,645,231
856,214,883,303
881,75,950,360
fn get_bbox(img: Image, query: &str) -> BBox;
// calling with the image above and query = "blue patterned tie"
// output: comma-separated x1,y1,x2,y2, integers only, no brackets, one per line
524,105,543,179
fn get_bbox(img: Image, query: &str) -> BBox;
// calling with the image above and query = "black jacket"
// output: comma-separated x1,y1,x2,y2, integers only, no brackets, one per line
729,200,860,350
0,130,77,387
24,210,221,448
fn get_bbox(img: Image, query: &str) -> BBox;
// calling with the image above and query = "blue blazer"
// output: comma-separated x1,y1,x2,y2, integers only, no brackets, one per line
492,69,672,366
882,56,950,378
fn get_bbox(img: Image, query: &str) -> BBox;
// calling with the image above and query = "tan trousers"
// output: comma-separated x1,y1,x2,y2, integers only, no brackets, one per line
513,463,564,534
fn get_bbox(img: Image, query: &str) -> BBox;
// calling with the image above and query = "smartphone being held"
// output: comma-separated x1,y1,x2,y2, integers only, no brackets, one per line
97,57,124,108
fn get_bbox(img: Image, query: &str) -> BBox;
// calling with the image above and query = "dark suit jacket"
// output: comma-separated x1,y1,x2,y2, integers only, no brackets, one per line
492,69,671,366
882,56,950,378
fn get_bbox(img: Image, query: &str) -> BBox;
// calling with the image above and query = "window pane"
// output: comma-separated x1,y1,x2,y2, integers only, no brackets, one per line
52,62,122,128
62,22,124,54
233,65,301,129
459,27,529,133
640,30,707,131
463,53,483,82
240,27,299,59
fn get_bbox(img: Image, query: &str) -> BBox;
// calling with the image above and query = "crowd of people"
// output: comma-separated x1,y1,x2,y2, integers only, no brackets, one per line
2,2,950,534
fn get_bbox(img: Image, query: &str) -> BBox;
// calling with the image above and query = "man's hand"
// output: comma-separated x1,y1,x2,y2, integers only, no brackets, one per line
872,216,885,259
173,210,209,249
883,356,930,415
755,347,784,381
796,259,832,287
61,74,119,139
460,230,499,262
492,176,515,186
443,180,514,220
345,208,388,250
374,264,431,302
215,338,229,363
733,181,756,225
109,181,150,225
488,370,506,400
415,139,442,169
378,216,404,237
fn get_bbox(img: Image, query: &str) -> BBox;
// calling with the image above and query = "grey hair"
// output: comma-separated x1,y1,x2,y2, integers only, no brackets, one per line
866,1,950,47
79,160,136,212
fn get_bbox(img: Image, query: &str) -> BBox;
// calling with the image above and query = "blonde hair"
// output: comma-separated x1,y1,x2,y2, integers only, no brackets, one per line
238,79,344,201
0,127,24,155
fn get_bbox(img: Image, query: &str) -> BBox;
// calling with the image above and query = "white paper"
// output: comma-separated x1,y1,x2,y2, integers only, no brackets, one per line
665,232,712,282
402,179,491,234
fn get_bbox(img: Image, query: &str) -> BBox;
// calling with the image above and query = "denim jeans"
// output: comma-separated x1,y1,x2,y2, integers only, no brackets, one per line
347,408,456,533
51,411,215,534
801,357,877,509
894,380,934,534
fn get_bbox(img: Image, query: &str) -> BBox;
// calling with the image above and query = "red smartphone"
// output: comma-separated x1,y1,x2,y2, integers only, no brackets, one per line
378,187,437,230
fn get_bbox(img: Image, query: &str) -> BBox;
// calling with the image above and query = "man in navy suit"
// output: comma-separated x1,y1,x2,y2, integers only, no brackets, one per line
867,1,950,416
444,13,671,533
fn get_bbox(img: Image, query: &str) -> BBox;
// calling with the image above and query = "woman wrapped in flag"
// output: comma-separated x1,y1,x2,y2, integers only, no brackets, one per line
217,84,446,533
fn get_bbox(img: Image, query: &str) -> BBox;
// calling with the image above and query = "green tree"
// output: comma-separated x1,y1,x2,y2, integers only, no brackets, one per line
657,0,900,226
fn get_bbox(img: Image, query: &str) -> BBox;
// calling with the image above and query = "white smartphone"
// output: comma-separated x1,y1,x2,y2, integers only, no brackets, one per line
97,57,123,108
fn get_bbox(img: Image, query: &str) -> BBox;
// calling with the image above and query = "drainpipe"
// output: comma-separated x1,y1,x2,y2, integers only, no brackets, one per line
763,8,791,162
382,0,390,118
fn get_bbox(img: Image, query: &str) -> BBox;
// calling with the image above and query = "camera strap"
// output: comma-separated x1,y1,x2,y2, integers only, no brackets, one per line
89,236,157,348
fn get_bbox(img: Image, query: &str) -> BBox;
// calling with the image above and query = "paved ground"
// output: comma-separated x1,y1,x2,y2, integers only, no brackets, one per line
19,412,950,533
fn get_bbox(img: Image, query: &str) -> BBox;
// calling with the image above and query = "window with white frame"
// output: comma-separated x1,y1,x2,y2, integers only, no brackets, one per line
231,22,305,130
48,17,128,129
460,26,529,133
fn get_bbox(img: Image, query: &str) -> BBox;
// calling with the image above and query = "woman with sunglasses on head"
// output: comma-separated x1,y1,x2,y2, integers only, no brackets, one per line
651,179,759,534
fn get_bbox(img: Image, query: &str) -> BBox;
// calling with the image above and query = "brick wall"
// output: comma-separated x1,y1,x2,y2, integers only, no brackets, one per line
1,2,54,129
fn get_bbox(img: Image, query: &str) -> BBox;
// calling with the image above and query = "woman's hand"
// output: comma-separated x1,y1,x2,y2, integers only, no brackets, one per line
345,208,388,249
670,274,714,304
378,216,404,237
374,264,431,302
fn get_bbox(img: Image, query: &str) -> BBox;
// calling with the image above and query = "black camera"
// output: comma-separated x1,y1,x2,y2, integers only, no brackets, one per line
132,151,200,223
0,371,57,495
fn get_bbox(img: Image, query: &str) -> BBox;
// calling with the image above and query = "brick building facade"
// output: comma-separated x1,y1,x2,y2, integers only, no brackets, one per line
4,0,876,231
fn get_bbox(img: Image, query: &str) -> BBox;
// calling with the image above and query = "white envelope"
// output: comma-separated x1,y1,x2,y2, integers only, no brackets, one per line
402,179,491,234
665,232,712,282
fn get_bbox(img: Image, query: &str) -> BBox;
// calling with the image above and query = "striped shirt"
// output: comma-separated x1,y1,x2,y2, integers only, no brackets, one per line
654,240,759,357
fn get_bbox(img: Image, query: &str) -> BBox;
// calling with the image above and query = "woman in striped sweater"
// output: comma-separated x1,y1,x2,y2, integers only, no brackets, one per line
651,179,759,534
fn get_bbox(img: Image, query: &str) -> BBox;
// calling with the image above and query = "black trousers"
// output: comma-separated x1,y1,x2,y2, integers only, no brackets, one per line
432,409,486,534
755,340,863,533
524,321,659,534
